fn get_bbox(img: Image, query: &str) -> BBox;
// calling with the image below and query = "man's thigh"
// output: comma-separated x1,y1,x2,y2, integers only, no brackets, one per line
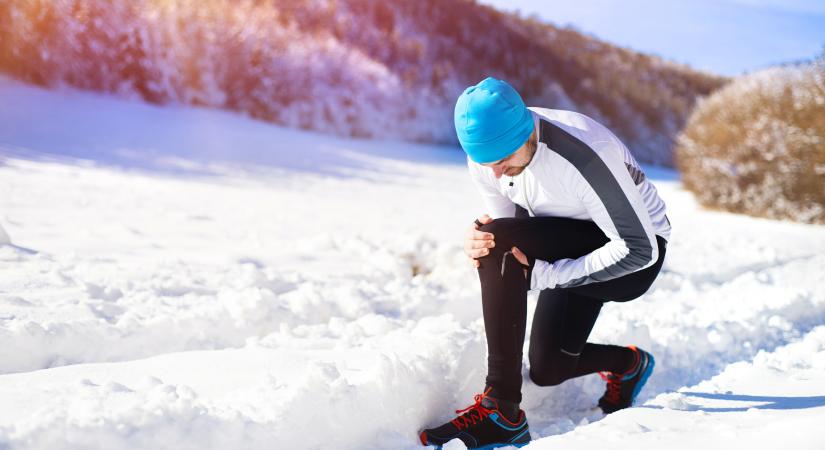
479,217,666,303
478,216,609,265
568,235,667,302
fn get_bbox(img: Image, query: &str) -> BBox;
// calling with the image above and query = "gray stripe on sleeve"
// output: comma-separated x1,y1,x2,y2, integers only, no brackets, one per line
539,120,653,288
624,163,646,185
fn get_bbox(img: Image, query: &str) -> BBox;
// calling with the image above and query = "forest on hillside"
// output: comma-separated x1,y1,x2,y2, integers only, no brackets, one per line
0,0,727,165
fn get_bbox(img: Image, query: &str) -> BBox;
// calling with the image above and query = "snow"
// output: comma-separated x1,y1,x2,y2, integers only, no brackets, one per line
0,222,9,245
1,76,824,449
531,327,825,449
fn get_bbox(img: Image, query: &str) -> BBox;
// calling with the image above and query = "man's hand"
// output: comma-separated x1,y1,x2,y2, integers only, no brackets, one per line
511,246,529,279
465,214,494,268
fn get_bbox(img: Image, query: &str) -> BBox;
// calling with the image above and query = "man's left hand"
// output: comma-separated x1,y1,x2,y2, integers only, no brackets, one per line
511,246,529,279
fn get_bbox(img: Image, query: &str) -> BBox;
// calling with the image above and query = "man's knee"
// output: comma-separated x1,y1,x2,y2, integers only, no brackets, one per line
477,219,521,263
475,221,512,269
528,365,565,387
478,219,516,243
528,351,576,387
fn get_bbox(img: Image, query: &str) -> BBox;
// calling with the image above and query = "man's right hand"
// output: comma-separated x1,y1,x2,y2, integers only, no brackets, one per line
465,214,495,268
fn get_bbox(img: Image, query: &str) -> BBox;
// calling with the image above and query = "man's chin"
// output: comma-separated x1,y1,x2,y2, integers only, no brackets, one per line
505,167,526,177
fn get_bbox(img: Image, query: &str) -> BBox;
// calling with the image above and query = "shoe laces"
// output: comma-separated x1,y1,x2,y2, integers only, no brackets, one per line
450,387,494,430
599,371,622,404
599,346,641,404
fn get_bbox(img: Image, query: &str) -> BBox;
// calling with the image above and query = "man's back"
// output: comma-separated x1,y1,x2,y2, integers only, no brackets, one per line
530,107,671,241
468,107,671,242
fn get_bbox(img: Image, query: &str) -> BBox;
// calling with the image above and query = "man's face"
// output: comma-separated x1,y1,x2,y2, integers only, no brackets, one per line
482,133,536,179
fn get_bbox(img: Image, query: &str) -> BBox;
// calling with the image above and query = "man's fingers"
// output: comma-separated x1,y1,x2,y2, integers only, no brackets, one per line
510,247,529,280
471,229,495,240
466,225,493,239
511,246,529,266
470,239,495,249
472,215,494,230
474,248,490,258
466,215,494,265
464,241,492,258
468,248,490,258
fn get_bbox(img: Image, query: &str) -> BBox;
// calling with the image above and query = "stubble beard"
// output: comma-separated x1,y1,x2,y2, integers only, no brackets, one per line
505,136,538,177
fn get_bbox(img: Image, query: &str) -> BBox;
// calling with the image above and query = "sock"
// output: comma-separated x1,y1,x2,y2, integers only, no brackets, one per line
618,347,640,375
481,396,520,423
576,344,637,375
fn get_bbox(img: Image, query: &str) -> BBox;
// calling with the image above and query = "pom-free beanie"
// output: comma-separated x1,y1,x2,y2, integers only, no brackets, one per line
454,77,534,163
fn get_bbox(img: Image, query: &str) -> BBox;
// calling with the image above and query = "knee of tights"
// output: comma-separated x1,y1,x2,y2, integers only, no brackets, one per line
477,220,515,246
476,221,519,266
528,366,566,387
528,354,577,387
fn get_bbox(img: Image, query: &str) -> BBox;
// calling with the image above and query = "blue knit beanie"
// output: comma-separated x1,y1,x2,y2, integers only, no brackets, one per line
454,77,534,164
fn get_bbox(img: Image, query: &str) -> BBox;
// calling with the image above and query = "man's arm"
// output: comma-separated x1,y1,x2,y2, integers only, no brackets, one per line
464,157,518,268
531,140,659,290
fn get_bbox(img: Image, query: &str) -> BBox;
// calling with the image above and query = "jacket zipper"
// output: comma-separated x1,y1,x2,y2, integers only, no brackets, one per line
523,172,534,216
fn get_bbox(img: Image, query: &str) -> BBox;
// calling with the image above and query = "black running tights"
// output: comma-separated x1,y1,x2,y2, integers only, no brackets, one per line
476,216,667,403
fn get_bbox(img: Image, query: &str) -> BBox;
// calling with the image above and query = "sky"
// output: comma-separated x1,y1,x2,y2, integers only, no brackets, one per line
479,0,825,76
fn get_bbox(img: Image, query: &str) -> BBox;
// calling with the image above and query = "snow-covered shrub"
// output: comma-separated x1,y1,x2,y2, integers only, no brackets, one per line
0,0,725,165
675,59,825,224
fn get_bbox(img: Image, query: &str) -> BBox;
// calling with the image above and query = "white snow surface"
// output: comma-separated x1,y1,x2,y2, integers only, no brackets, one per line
1,76,824,449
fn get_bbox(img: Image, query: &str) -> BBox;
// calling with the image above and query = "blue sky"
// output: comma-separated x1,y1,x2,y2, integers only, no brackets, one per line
479,0,825,76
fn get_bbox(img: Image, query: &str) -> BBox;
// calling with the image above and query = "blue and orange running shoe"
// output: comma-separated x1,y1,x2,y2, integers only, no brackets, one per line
598,345,655,414
419,388,530,449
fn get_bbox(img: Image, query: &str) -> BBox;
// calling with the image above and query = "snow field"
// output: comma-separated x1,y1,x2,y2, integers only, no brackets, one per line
531,325,825,449
1,77,824,448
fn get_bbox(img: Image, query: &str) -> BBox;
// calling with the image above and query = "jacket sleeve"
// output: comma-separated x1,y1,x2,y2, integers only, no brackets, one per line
530,141,659,290
467,157,516,219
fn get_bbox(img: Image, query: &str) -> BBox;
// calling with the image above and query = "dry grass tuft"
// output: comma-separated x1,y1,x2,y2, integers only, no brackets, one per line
676,58,825,224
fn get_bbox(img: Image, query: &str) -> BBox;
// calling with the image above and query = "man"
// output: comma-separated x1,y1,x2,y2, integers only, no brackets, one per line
419,77,670,449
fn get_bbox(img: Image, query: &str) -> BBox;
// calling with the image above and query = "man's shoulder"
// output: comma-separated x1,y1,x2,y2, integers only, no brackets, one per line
529,107,609,133
529,107,617,149
529,107,588,122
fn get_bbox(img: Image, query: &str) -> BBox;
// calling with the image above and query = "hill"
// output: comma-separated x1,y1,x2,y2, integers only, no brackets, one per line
0,0,726,165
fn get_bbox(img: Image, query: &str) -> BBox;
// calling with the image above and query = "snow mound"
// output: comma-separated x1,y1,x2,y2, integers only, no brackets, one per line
529,326,825,449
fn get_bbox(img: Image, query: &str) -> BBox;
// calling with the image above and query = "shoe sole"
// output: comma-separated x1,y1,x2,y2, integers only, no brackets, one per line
423,443,529,450
419,431,530,449
474,443,529,449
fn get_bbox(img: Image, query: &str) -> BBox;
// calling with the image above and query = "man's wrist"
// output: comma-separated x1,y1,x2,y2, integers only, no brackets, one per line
530,259,555,291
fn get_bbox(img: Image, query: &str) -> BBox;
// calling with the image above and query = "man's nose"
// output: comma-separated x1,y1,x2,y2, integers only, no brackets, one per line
492,164,505,178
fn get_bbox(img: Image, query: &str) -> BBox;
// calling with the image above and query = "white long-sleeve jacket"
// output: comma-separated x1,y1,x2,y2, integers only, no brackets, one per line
468,107,671,291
